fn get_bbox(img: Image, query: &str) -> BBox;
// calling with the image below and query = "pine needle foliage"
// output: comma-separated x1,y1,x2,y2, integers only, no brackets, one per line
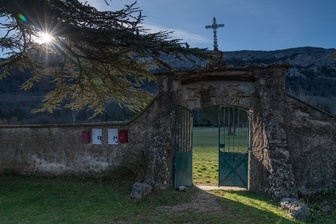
0,0,211,115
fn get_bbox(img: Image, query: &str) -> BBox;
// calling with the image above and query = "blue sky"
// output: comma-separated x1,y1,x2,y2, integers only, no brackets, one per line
89,0,336,51
0,1,335,53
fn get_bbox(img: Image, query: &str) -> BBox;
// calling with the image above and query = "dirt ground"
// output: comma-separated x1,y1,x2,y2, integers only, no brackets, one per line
156,188,225,215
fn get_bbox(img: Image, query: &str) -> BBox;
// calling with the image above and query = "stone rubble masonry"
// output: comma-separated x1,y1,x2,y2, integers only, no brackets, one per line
0,65,335,198
156,65,335,198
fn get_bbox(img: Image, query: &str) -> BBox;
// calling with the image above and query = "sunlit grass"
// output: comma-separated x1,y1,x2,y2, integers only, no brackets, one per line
211,190,299,224
193,127,249,186
220,190,283,212
193,127,218,186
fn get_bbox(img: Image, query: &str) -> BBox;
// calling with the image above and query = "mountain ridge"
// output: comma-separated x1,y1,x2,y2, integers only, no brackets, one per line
0,46,335,124
224,47,336,77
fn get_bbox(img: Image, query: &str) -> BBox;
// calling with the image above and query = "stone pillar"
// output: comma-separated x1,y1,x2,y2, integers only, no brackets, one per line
144,76,178,189
249,111,270,193
252,67,298,198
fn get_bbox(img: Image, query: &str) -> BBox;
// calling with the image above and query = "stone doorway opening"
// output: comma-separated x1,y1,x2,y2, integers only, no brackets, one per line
167,65,309,197
193,106,219,186
192,106,250,189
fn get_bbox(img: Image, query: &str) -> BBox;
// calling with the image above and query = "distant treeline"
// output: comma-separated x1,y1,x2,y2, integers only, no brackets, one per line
1,47,335,125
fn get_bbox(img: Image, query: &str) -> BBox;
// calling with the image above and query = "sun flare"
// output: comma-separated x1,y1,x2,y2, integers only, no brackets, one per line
35,32,54,44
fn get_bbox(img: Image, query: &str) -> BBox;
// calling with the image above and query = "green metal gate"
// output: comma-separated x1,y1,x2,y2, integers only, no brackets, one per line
218,106,249,188
174,105,193,189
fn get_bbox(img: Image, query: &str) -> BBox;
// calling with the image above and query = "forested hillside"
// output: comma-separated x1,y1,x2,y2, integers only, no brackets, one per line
0,47,335,125
0,69,137,124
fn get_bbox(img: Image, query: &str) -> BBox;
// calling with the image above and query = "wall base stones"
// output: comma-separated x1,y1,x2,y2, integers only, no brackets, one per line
280,198,311,221
130,182,153,200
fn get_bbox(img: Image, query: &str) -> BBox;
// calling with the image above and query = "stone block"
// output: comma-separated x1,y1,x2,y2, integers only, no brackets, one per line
280,198,310,221
130,182,152,200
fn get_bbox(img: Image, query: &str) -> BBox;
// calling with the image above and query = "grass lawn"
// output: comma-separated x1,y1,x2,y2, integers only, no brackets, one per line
0,175,302,224
193,127,218,186
192,126,249,186
0,175,334,223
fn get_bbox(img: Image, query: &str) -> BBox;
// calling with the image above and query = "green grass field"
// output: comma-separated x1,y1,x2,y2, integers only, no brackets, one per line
1,175,334,223
192,126,249,186
192,127,218,186
0,175,300,224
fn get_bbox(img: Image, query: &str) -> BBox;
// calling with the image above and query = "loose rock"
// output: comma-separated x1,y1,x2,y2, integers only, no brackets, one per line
280,198,310,221
130,182,152,200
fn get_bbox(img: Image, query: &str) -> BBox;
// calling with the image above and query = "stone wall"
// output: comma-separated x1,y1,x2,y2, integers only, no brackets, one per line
157,65,336,197
284,95,336,194
1,64,335,197
157,65,299,198
0,124,127,175
0,93,177,190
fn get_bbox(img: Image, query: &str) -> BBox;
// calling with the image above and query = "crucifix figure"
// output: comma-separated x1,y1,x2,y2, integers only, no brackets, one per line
205,17,224,51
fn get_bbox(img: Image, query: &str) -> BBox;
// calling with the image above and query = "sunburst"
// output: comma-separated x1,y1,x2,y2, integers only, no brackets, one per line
34,32,54,44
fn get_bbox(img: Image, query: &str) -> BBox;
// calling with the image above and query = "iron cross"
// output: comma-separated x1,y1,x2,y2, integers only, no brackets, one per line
205,17,224,51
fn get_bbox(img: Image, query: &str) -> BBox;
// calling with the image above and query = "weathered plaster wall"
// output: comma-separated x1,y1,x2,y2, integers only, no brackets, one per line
176,71,255,110
0,124,127,175
0,93,177,190
284,95,336,194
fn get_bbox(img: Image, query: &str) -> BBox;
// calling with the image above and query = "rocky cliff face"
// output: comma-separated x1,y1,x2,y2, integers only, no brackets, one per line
222,47,336,115
121,47,336,115
224,47,336,79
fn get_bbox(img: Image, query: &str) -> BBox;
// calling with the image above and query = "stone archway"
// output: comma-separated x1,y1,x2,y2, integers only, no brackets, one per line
154,64,298,198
